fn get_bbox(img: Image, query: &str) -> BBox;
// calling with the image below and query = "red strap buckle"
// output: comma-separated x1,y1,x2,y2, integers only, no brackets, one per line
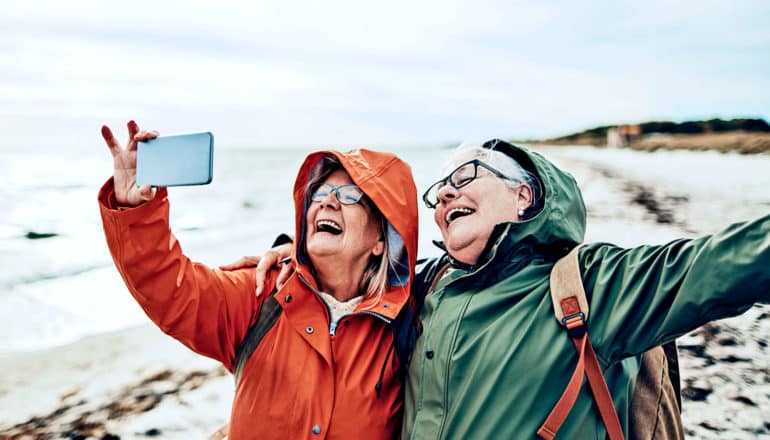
562,312,586,338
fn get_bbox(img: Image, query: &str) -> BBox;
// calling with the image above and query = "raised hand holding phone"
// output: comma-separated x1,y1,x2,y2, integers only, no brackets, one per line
101,120,159,207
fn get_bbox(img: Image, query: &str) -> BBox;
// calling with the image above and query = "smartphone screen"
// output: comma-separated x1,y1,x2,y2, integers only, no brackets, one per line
136,132,214,187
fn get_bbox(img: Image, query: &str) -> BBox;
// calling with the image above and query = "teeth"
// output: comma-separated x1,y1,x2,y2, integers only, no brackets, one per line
317,220,342,233
446,207,474,224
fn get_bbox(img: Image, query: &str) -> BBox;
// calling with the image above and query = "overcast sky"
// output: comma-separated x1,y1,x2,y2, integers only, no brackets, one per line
2,0,769,150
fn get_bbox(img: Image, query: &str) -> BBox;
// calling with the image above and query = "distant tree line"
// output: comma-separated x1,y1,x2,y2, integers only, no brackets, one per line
640,118,770,135
547,118,770,144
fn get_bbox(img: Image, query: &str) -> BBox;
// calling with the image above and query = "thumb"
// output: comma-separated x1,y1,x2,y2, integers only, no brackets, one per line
220,256,260,271
138,185,157,201
255,253,274,297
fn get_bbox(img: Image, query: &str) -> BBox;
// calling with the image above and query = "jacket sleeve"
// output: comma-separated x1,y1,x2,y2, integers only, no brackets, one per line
98,178,274,371
580,214,770,364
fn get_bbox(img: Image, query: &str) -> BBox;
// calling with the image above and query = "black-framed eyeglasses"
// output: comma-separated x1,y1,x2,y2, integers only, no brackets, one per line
311,183,365,205
422,159,513,209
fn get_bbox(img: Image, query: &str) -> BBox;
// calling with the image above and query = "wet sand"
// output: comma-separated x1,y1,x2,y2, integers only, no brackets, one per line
0,326,233,439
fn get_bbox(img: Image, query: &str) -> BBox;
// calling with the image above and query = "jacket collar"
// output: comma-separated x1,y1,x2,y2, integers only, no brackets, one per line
434,223,519,274
434,221,557,281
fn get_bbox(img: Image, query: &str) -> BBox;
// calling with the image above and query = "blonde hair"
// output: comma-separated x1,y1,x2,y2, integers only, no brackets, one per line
305,155,391,302
358,215,390,303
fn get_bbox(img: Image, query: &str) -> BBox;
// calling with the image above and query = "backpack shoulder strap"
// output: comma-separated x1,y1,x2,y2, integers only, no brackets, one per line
391,259,451,376
549,244,589,323
233,287,281,386
539,244,624,440
212,287,282,440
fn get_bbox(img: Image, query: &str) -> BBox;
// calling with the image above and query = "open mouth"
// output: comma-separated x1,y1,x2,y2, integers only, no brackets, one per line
316,219,343,235
445,207,475,225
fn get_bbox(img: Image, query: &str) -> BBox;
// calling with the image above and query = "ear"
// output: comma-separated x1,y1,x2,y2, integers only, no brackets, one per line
517,184,533,210
371,238,385,257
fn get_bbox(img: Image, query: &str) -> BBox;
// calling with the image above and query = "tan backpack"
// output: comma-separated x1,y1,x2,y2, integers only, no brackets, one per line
541,245,684,440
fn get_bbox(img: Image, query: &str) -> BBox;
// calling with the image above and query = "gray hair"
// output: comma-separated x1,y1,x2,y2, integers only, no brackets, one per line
442,143,542,218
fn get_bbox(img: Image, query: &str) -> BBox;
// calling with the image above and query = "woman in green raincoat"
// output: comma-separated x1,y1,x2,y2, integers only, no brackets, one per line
400,139,768,439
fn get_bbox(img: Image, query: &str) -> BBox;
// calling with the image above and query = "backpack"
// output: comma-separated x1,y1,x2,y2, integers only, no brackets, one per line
541,244,683,440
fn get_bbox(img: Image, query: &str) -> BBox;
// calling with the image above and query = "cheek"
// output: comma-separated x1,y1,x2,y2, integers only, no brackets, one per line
433,209,444,227
366,222,381,244
348,209,379,242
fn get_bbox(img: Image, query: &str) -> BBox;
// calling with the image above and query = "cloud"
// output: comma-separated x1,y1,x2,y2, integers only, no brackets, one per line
1,0,768,150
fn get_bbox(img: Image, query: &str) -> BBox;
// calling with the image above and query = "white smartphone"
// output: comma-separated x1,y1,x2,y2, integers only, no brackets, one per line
136,132,214,186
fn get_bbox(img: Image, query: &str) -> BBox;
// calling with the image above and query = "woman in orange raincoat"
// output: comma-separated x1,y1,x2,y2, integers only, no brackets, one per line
98,121,418,439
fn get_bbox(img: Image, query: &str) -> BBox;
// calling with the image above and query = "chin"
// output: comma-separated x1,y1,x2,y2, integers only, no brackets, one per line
446,241,474,260
306,241,340,258
445,235,485,265
444,228,474,250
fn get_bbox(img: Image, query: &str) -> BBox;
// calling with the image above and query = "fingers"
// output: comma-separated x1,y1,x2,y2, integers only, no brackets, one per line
134,130,160,142
101,121,155,156
255,251,279,296
126,120,140,151
219,256,261,271
276,262,293,291
256,255,295,297
126,121,160,151
101,125,121,156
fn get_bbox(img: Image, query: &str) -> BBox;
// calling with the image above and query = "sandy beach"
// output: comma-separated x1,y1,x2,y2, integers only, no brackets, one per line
1,145,769,439
0,325,233,439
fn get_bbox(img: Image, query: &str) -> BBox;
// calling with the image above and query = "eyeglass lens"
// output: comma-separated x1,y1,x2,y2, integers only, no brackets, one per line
312,183,363,205
425,161,479,207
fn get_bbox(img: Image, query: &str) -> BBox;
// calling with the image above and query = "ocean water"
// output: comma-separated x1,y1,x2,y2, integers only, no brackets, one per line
3,144,769,353
0,146,448,353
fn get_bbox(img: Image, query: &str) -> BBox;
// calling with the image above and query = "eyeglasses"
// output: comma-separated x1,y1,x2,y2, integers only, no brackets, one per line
311,183,365,205
422,159,513,209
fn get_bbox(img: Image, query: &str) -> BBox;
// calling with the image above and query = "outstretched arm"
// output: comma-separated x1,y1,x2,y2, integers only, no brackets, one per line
582,215,770,363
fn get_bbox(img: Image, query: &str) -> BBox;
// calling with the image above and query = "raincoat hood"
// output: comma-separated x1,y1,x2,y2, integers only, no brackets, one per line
442,139,586,268
484,139,585,252
291,149,418,316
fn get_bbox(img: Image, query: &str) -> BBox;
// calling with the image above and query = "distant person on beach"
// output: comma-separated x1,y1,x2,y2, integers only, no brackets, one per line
97,120,419,440
251,139,769,439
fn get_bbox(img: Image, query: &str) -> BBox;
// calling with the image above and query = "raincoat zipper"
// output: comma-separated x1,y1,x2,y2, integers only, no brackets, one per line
297,273,392,336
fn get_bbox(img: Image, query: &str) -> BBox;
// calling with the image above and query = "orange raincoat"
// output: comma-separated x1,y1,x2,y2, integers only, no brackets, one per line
99,149,418,439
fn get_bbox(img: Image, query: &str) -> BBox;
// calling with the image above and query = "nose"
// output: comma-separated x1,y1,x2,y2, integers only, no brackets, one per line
318,189,341,209
436,183,458,205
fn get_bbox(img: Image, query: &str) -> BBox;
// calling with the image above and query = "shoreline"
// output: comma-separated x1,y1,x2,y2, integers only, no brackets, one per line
0,324,234,439
527,131,770,154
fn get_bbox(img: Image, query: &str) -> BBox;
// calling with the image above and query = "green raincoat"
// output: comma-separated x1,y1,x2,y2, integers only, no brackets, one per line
403,143,770,439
